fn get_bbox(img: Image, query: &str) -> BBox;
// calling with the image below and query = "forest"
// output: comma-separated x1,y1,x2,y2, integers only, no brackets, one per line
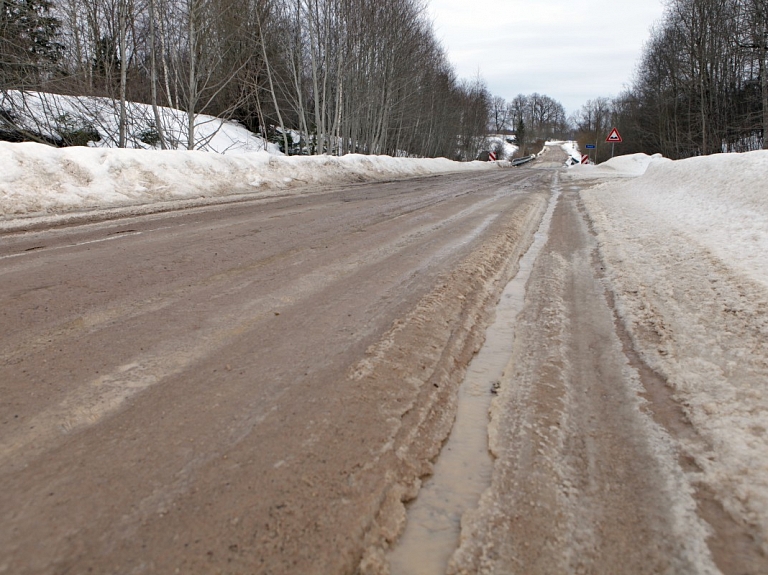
0,0,505,159
7,0,764,162
573,0,768,161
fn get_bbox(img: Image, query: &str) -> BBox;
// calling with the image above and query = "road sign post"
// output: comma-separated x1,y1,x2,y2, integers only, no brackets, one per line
606,128,623,158
585,144,596,164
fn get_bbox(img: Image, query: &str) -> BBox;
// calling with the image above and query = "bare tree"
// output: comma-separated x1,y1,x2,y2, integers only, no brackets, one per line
3,0,507,160
1,0,62,90
573,97,613,162
737,0,768,148
605,0,765,158
491,95,510,133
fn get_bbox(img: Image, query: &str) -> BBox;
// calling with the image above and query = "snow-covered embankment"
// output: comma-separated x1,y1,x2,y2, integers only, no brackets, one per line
570,151,768,552
0,142,504,219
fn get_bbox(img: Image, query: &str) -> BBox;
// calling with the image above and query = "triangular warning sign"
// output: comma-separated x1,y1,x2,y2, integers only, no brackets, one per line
606,128,623,143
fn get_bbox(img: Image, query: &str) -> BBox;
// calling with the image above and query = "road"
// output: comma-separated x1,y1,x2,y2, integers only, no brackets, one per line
1,164,551,574
2,147,762,575
447,174,733,575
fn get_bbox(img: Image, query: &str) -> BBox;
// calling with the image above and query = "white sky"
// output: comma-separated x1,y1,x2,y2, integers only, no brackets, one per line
427,0,667,116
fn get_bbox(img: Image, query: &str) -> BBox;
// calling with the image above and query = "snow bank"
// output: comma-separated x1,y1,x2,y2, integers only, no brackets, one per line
0,142,504,218
569,152,664,177
641,152,768,288
559,141,581,164
578,150,768,551
577,151,768,288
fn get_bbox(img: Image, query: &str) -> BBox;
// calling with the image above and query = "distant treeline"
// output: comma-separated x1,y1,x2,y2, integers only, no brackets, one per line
0,0,500,158
574,0,768,161
489,93,569,155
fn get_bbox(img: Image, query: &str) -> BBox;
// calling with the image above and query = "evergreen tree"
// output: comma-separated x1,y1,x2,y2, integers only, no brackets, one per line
92,35,121,91
0,0,63,88
516,117,526,156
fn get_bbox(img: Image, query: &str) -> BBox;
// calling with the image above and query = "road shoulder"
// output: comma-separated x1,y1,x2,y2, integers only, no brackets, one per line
448,187,718,574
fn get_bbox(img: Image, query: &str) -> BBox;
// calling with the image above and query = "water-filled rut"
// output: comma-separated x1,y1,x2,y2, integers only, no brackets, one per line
387,175,562,575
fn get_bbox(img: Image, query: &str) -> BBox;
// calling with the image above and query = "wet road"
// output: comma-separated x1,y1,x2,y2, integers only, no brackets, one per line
0,168,550,574
6,147,758,575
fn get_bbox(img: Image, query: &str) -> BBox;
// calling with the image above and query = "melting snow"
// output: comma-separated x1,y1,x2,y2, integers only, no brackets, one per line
573,150,768,552
0,142,505,218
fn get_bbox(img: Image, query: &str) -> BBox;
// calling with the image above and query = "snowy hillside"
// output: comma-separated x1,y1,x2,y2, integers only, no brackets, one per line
485,135,518,160
0,91,280,154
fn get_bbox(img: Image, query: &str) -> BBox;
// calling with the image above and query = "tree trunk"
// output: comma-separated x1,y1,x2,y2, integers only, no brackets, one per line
255,5,289,155
118,0,128,148
305,0,326,153
187,0,198,150
759,0,768,149
149,0,168,149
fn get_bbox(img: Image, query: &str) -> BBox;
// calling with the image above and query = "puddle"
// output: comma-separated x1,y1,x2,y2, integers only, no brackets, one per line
388,175,563,575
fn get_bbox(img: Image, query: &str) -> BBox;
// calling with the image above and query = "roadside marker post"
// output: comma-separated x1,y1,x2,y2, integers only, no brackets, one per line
581,155,589,164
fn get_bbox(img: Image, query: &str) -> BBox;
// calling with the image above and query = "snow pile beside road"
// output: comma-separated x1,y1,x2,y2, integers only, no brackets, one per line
0,142,504,218
636,151,768,288
579,150,768,552
582,151,768,288
560,141,581,164
569,152,664,177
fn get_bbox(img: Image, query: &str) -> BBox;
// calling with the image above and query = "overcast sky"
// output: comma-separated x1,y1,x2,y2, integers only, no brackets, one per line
427,0,667,116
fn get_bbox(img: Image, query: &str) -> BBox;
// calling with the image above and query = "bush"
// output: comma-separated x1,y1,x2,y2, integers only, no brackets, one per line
55,113,101,147
269,128,296,155
491,141,505,160
138,123,161,147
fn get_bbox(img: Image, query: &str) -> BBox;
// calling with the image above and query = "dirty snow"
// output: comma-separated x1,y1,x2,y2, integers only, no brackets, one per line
574,151,768,288
559,140,582,164
569,151,663,176
0,91,511,219
573,150,768,553
0,141,506,219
